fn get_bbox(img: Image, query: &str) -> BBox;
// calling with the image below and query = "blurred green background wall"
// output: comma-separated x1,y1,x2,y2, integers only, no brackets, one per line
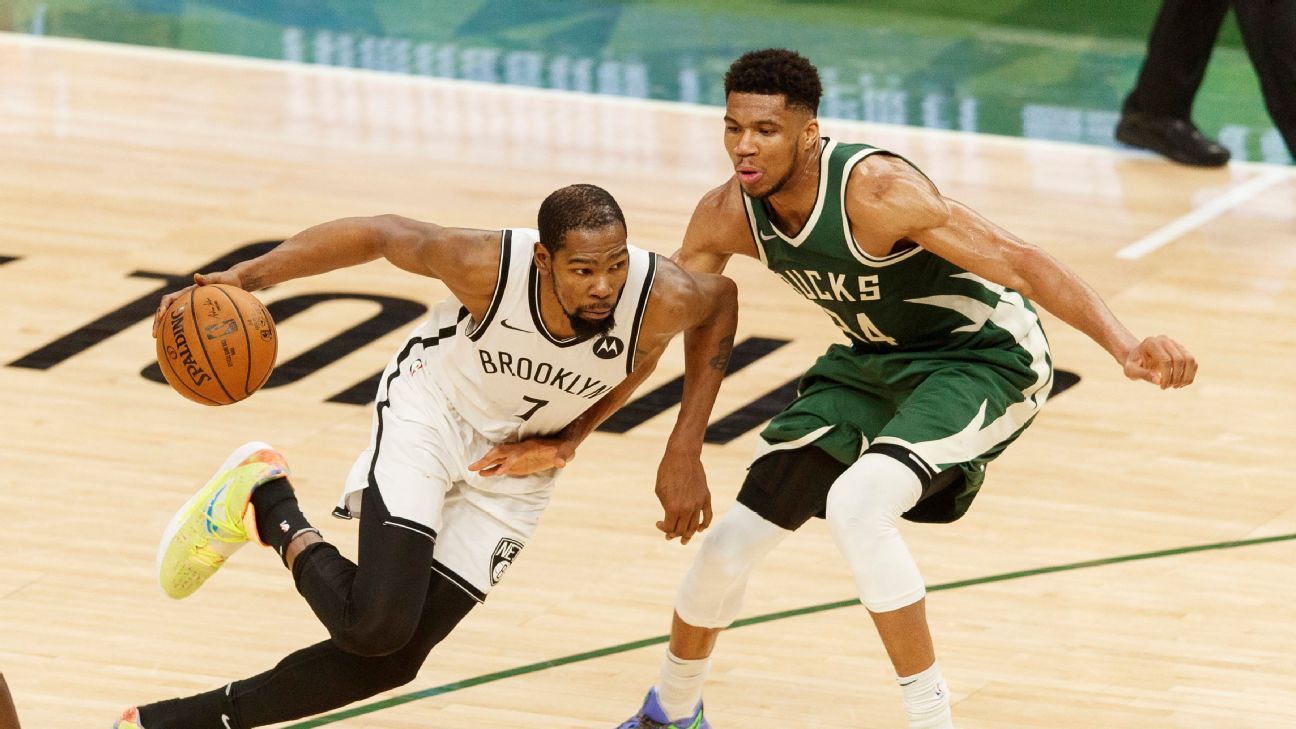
6,0,1289,163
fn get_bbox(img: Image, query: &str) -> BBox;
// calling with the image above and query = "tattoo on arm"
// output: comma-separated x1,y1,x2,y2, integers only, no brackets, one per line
708,335,734,372
241,274,263,291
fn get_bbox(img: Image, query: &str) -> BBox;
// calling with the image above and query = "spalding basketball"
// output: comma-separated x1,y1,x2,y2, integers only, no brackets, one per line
155,284,277,405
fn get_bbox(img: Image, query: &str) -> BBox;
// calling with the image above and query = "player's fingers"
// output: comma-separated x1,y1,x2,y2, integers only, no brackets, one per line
1126,364,1155,385
1183,350,1199,386
1148,338,1176,389
1166,340,1197,387
679,511,702,545
1123,348,1155,383
1130,340,1169,387
468,450,502,471
699,502,714,532
659,514,682,539
1160,338,1187,387
655,520,679,540
153,294,177,338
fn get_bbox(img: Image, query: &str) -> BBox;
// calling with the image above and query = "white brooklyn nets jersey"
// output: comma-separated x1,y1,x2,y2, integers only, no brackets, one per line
402,227,657,443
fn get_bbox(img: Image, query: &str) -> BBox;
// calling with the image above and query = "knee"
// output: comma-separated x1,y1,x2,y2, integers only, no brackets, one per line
675,505,788,628
332,617,420,658
694,523,758,582
379,651,425,689
692,507,785,582
349,649,426,696
824,454,921,536
825,480,891,535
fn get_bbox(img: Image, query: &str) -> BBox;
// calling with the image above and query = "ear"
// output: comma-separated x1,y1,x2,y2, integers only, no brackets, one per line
802,116,820,149
533,241,552,274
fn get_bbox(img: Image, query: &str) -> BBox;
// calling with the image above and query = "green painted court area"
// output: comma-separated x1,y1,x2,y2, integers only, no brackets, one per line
5,0,1291,163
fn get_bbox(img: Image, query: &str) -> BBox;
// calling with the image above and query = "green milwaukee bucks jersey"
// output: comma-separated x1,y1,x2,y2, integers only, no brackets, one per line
742,139,1039,355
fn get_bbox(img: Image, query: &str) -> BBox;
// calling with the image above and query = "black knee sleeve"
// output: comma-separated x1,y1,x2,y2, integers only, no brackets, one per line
736,446,848,531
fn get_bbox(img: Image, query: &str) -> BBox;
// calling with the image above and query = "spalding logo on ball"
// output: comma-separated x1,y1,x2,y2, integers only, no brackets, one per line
156,284,277,405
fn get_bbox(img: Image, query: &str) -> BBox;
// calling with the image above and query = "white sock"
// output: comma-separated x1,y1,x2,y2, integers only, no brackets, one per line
898,661,954,729
656,650,710,721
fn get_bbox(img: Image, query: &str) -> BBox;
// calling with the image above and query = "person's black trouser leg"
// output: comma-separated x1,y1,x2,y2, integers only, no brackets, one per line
139,486,478,728
1231,0,1296,156
1125,0,1232,118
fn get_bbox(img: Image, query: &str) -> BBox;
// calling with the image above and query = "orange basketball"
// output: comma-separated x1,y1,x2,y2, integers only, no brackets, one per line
155,284,277,405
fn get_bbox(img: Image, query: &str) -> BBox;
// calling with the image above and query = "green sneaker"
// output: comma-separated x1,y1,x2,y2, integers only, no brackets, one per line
157,441,289,599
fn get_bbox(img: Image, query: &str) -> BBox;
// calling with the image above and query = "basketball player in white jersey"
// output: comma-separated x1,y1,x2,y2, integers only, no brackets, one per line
115,184,737,729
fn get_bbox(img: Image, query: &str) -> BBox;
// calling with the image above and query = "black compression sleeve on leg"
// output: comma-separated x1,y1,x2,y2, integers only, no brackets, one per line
291,486,437,656
137,686,235,729
227,570,479,727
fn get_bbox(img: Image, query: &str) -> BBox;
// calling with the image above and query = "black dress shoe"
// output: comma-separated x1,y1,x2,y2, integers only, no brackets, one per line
1115,111,1231,167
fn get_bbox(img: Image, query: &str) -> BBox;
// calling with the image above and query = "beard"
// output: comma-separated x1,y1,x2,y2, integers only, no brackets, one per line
550,271,617,338
569,310,616,338
749,146,800,200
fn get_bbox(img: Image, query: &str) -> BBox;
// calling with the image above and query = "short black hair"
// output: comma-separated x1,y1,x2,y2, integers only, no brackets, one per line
536,184,626,254
724,48,822,115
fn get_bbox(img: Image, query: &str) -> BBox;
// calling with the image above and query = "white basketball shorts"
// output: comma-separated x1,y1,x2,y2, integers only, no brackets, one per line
334,340,557,603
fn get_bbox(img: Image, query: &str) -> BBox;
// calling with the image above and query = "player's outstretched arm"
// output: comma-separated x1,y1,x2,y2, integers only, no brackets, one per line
852,157,1197,389
636,259,739,544
152,215,500,337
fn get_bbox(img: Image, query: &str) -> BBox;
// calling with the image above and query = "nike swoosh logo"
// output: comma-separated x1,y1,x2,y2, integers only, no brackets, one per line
500,318,532,333
222,715,233,729
758,230,779,241
899,679,917,686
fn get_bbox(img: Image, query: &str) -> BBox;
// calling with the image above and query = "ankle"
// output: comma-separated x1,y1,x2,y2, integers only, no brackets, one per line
898,661,952,729
283,529,323,571
657,650,710,721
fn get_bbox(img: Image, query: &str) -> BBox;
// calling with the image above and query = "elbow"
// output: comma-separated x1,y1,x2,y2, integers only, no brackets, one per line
367,214,424,260
716,275,738,311
704,276,739,329
371,213,412,229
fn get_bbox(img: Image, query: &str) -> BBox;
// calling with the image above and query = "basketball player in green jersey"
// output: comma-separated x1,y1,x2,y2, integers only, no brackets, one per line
618,49,1196,729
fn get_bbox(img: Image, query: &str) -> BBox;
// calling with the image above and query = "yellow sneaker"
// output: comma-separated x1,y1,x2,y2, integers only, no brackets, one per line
113,707,143,728
157,441,289,599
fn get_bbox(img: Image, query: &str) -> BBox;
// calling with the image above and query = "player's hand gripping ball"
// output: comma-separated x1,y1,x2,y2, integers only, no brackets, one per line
155,284,277,405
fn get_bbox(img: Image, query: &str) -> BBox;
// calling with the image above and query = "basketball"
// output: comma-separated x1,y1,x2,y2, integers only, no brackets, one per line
155,284,277,405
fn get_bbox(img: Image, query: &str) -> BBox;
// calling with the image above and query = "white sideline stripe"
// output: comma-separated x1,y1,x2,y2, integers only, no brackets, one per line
1116,169,1292,260
4,31,1292,173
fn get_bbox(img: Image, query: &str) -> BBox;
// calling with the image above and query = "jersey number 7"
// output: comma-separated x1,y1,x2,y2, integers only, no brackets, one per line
517,395,549,421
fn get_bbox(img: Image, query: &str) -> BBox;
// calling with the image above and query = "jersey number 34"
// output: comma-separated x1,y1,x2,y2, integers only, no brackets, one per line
825,309,898,346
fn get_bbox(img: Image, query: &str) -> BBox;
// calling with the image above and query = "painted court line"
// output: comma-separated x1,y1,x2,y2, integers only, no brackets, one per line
1116,169,1291,260
284,531,1296,727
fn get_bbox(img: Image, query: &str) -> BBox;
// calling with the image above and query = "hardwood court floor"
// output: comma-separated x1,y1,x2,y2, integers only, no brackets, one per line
1,34,1294,728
